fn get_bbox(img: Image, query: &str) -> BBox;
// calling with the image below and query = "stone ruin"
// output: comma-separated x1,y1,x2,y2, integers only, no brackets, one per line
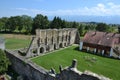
25,28,80,58
55,59,111,80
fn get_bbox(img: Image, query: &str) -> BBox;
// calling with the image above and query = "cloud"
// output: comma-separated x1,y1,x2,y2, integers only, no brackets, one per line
15,2,120,16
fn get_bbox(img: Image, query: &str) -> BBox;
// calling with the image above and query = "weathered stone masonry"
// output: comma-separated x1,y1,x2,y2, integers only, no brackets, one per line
26,28,80,58
5,50,111,80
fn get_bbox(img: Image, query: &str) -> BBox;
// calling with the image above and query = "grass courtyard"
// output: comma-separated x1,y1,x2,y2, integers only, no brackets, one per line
31,45,120,80
0,34,31,49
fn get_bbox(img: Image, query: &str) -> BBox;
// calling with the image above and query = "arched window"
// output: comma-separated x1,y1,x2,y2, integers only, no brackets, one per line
40,47,44,53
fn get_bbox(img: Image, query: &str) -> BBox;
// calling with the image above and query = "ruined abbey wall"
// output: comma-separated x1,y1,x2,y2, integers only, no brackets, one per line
26,28,80,58
5,50,110,80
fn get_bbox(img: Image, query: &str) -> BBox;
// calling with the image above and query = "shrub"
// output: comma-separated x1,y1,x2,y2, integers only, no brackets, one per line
0,49,10,75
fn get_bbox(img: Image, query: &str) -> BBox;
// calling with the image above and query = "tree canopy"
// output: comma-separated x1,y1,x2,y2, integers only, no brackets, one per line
32,14,49,33
96,23,109,32
0,14,118,35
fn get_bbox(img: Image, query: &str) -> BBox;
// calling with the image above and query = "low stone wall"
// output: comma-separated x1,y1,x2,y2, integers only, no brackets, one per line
57,59,110,80
5,50,111,80
5,50,55,80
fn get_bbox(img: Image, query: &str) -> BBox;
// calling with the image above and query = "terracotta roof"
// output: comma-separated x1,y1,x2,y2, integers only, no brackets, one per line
83,31,120,47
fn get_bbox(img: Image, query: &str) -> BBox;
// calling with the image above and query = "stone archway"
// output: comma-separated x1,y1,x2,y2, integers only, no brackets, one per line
64,43,66,47
46,45,50,52
59,43,63,48
40,47,44,53
54,44,57,50
32,48,37,54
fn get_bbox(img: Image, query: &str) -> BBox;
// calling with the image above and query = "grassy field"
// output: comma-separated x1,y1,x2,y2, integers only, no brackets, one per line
0,34,31,49
31,46,120,80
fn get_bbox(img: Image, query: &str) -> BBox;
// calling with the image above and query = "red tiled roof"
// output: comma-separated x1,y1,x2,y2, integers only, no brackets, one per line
83,31,120,47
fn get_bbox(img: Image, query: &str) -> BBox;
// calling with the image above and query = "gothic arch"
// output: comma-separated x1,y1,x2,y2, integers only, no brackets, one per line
59,43,63,48
46,45,50,51
54,44,57,50
40,47,44,53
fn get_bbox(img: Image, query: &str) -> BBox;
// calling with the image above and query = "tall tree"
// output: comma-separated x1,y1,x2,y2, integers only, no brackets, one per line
16,16,23,32
96,23,109,32
0,19,4,31
6,16,22,32
50,16,63,29
32,14,49,33
72,21,78,28
0,17,8,32
78,24,85,36
21,15,33,33
61,20,67,28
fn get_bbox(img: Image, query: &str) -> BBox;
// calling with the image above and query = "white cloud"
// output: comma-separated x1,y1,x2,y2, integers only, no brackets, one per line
15,2,120,16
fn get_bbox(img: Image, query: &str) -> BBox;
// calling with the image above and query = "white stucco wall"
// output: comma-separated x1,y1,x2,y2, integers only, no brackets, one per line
79,41,83,50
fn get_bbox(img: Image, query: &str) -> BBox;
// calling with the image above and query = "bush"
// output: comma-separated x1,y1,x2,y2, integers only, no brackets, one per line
0,49,10,75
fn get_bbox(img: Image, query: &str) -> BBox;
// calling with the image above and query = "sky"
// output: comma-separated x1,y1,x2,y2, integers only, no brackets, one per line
1,0,120,24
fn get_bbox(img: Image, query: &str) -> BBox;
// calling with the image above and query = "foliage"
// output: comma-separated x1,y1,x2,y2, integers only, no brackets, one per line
72,21,79,28
6,16,22,32
96,23,109,32
0,14,118,35
21,15,33,34
31,46,120,80
0,17,8,31
32,14,49,33
50,16,63,29
0,49,10,75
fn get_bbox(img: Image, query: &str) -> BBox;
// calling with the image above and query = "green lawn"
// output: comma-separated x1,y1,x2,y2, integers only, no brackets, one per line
5,38,30,49
31,46,120,80
0,33,31,49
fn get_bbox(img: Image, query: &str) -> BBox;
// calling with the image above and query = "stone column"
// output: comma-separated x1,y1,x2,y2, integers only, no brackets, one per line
37,47,40,55
87,47,89,52
79,41,83,50
119,55,120,59
71,59,77,68
94,48,96,53
102,50,104,55
110,48,113,57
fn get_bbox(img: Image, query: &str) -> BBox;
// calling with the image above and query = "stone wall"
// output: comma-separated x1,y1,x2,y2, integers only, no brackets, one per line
26,28,80,58
5,50,111,80
5,50,55,80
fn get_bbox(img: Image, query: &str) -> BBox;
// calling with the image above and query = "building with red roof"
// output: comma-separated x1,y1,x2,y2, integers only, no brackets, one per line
79,31,120,58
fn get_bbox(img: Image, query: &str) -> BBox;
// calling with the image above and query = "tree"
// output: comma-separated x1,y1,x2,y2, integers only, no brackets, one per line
15,16,23,32
72,21,79,28
0,49,10,75
21,15,33,34
78,24,85,36
5,16,22,32
32,14,49,33
96,23,109,32
0,17,8,32
50,16,63,29
0,19,4,31
61,20,67,28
